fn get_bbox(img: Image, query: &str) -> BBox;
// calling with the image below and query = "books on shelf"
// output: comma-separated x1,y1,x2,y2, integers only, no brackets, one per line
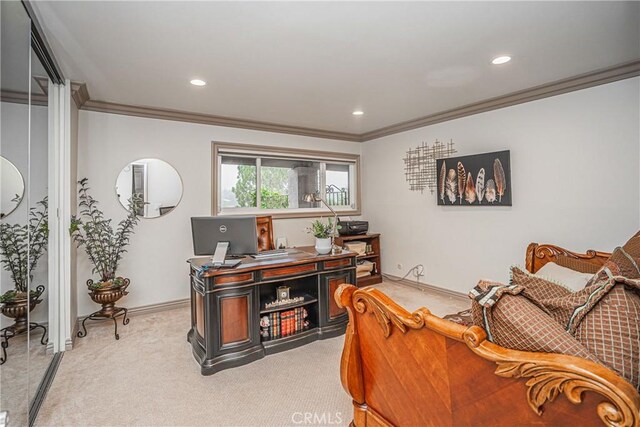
260,307,309,340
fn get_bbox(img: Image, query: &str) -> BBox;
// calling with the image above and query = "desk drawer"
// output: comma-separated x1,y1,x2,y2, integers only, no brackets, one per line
323,257,354,270
214,272,255,286
261,263,317,280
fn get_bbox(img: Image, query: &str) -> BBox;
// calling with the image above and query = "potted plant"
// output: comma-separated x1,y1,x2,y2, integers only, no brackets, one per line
307,218,335,255
70,178,141,318
0,197,48,335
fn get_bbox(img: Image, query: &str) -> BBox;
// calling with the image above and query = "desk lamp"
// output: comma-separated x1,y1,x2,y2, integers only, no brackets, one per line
303,192,340,253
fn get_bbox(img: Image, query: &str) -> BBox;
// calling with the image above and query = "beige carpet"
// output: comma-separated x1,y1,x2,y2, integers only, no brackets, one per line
0,326,54,427
35,281,469,427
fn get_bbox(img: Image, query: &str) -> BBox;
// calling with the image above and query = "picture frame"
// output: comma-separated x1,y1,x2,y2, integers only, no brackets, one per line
436,150,511,206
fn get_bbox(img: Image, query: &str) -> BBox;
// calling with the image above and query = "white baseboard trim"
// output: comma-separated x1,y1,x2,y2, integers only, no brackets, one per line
77,297,190,325
128,298,191,316
65,320,79,351
380,273,468,302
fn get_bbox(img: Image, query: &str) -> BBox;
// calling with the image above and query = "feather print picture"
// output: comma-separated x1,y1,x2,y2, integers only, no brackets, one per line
436,150,511,206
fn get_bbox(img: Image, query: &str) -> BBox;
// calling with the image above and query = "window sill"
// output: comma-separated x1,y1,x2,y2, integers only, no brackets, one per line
216,208,361,220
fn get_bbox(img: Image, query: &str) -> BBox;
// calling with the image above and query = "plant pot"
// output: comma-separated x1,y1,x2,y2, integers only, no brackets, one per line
87,278,130,316
0,285,45,334
315,237,332,255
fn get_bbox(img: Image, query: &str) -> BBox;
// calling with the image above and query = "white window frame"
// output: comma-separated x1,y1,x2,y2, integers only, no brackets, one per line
212,142,361,219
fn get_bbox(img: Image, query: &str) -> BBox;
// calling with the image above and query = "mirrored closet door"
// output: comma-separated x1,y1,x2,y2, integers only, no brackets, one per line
1,2,33,425
1,2,59,425
27,46,53,421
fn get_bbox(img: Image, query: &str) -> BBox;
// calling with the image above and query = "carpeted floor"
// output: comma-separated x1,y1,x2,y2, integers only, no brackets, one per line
35,281,469,426
0,326,55,427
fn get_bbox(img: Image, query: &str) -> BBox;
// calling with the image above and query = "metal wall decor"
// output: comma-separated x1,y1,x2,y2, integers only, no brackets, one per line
403,139,456,194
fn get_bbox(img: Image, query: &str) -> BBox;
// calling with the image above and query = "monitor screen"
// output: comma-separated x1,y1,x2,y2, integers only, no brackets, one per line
191,216,258,256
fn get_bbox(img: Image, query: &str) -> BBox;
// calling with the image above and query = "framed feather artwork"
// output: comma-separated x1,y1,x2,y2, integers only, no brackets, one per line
436,150,511,206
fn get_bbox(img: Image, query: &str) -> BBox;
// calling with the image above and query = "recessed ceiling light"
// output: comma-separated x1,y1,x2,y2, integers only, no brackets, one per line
190,79,206,86
491,56,511,65
352,110,364,116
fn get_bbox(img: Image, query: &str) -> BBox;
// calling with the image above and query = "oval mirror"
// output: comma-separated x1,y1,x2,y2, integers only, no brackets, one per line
1,156,25,219
115,158,183,218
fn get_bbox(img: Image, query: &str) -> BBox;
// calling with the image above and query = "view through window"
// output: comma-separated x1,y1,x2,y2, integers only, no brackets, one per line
216,145,359,216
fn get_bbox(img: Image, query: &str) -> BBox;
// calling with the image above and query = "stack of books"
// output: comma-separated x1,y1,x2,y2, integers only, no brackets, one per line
262,307,309,340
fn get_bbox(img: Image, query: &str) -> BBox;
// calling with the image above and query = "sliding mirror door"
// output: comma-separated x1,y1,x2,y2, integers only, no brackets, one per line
0,2,32,425
28,47,52,420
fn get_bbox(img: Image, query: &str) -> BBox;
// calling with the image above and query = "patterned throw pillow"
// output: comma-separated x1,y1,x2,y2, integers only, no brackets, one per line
509,266,575,325
587,234,640,285
469,279,599,362
573,277,640,390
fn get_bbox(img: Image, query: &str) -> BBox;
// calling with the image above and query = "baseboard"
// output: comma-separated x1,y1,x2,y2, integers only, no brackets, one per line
65,320,79,351
380,273,468,302
127,298,191,316
77,297,190,326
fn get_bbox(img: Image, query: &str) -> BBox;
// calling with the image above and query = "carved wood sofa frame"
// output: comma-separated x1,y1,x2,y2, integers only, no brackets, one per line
336,243,640,427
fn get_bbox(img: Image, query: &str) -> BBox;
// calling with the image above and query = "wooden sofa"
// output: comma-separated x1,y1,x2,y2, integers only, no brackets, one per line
336,243,640,426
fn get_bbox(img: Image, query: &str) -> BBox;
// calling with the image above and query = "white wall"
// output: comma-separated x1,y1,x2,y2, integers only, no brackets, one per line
77,111,361,316
362,78,640,294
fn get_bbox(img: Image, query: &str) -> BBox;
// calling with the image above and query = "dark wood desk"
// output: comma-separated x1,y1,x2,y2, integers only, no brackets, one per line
187,247,356,375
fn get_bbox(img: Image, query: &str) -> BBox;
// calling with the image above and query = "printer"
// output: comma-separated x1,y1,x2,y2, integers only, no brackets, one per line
337,220,369,236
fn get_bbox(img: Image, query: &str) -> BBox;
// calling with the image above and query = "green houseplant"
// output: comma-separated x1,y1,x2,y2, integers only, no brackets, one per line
0,197,48,334
70,178,141,317
307,218,337,255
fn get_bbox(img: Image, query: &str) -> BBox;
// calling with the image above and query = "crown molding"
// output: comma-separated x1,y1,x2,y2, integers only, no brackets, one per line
360,59,640,141
73,59,640,142
70,82,89,108
81,99,363,142
0,89,48,106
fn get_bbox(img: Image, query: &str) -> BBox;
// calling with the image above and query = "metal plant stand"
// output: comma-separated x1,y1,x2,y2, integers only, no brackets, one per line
77,306,129,340
0,285,47,365
0,323,47,365
77,278,130,340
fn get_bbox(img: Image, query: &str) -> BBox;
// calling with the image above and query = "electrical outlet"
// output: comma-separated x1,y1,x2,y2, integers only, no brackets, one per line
397,263,403,270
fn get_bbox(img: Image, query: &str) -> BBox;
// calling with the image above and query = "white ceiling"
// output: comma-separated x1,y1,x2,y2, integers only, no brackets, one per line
33,1,640,135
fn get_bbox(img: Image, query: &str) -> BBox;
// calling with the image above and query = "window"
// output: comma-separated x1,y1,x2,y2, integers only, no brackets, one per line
214,142,360,218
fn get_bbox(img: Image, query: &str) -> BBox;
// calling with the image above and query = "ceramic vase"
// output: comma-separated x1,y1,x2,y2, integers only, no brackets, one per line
315,237,332,254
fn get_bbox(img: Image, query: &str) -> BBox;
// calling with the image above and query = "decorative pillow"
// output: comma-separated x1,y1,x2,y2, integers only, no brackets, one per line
587,235,640,286
554,255,601,274
498,265,639,390
469,280,599,362
574,276,640,390
534,262,594,292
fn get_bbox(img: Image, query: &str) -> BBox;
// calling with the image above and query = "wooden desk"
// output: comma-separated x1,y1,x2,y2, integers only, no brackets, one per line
187,247,356,375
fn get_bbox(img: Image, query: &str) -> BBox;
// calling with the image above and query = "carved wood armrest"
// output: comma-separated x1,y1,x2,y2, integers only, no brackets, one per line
337,284,640,427
463,328,640,427
526,243,611,273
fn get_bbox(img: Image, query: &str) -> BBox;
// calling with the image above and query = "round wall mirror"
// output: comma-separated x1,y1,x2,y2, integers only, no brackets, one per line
115,158,183,218
1,156,25,219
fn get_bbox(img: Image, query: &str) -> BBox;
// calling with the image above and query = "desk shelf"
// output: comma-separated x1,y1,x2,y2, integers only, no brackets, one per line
335,234,382,286
260,296,318,314
262,326,319,355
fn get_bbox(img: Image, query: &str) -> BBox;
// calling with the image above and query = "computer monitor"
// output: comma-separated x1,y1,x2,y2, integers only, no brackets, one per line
191,216,258,257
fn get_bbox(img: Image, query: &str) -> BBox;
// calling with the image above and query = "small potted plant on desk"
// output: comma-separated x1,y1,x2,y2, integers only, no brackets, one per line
0,197,48,364
307,218,338,255
70,178,141,340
